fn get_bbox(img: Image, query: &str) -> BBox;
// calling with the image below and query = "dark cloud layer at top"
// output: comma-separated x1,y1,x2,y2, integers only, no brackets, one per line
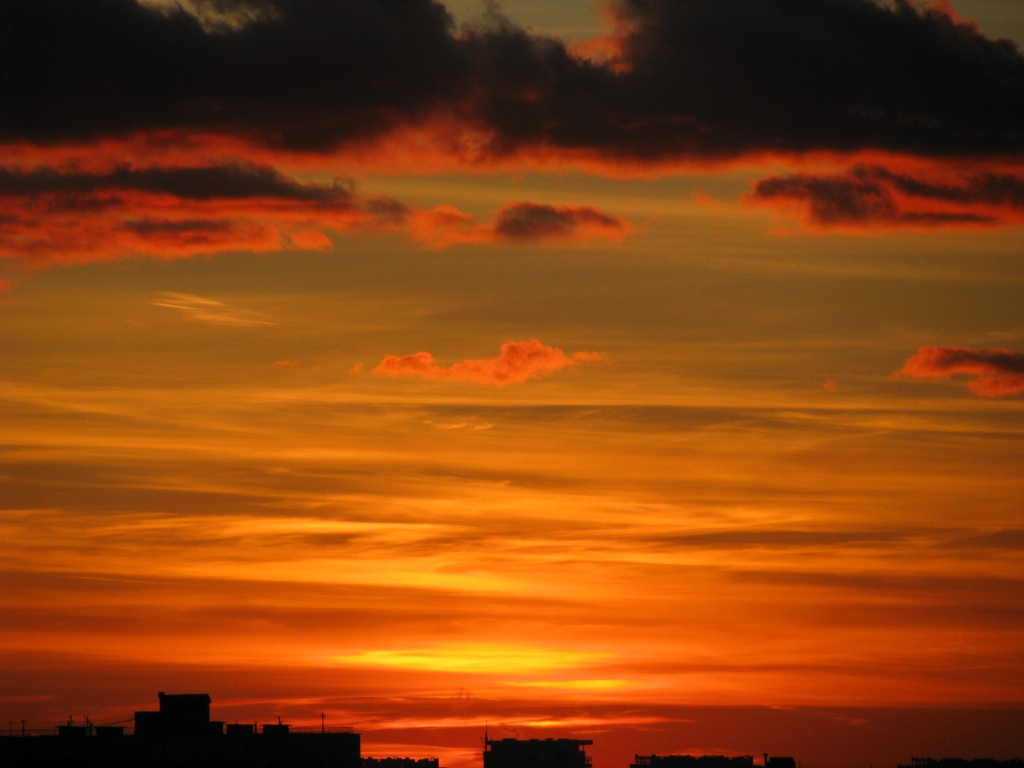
1,0,1023,160
0,0,464,150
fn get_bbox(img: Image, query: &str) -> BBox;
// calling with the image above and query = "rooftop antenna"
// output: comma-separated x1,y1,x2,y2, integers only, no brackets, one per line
321,712,325,734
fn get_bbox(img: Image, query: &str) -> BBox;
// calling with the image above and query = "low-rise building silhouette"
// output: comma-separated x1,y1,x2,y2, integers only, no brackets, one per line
484,738,592,768
135,692,223,738
0,692,362,768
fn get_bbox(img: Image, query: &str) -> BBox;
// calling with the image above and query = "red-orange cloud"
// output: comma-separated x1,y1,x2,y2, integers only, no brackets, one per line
0,162,375,266
748,164,1024,232
896,346,1024,397
373,340,601,386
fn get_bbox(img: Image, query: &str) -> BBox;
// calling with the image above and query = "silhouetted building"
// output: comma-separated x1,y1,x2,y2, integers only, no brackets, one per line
765,757,795,768
632,755,755,768
0,693,362,768
135,692,223,738
900,761,1024,768
55,725,90,739
484,738,592,768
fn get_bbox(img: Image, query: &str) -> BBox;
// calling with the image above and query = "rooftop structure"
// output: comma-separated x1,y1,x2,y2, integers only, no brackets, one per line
1,693,363,768
135,692,220,738
484,738,593,768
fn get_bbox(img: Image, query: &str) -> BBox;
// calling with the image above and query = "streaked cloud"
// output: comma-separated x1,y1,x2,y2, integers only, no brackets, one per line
153,292,274,326
506,679,634,691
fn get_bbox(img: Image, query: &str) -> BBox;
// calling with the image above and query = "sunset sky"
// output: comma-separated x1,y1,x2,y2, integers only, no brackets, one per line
1,0,1023,766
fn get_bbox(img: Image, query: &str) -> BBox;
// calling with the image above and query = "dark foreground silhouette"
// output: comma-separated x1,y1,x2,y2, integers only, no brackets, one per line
2,692,1019,768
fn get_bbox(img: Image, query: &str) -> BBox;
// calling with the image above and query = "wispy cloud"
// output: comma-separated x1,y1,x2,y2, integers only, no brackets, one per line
423,420,494,430
153,292,274,326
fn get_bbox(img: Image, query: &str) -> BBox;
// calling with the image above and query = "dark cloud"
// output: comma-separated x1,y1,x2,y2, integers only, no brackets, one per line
748,165,1024,228
493,202,628,242
0,0,465,150
0,162,382,264
589,0,1024,159
1,0,1022,159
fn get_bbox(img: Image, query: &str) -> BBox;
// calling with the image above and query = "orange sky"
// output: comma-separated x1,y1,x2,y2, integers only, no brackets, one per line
1,0,1023,766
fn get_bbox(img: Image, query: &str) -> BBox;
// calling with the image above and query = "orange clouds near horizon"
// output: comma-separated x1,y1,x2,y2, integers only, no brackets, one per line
373,340,602,386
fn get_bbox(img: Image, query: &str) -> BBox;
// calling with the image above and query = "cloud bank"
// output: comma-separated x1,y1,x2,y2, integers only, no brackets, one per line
0,162,628,266
896,346,1024,397
373,340,602,385
1,0,1022,162
0,162,367,265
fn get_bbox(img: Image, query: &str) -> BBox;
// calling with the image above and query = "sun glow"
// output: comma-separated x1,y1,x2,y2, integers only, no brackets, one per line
334,644,611,675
